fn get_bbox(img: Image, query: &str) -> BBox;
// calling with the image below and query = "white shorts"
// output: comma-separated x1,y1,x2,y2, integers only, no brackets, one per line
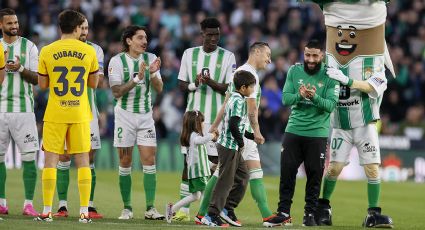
330,123,381,165
180,123,219,156
242,138,260,161
0,112,39,153
90,119,101,150
113,106,157,147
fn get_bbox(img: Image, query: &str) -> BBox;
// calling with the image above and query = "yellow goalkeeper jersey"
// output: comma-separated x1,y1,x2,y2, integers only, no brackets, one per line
38,39,99,123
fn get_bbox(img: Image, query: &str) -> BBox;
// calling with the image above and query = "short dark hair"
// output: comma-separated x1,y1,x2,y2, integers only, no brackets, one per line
0,8,16,20
305,39,323,50
233,70,256,90
249,42,270,54
58,10,85,34
200,17,220,30
121,25,147,52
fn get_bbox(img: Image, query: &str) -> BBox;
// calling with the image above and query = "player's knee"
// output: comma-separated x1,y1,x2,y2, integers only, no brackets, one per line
21,152,36,162
364,164,380,179
326,162,344,179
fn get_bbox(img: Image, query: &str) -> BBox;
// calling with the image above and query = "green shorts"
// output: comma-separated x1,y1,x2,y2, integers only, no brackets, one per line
188,176,208,193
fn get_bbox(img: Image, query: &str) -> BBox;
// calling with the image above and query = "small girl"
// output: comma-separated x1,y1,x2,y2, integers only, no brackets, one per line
165,110,218,223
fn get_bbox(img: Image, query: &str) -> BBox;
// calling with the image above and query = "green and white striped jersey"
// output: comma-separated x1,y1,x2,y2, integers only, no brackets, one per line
187,132,213,179
327,53,387,130
227,63,260,133
109,52,161,113
87,41,104,119
178,46,236,123
217,92,247,150
0,37,38,113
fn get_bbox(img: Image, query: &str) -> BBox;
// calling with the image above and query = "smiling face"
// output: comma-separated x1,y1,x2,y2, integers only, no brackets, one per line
1,15,19,37
127,29,148,55
326,24,385,65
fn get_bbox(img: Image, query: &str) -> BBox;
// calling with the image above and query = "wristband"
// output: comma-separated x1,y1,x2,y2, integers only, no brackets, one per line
188,82,197,91
18,65,24,73
347,78,353,87
133,76,141,84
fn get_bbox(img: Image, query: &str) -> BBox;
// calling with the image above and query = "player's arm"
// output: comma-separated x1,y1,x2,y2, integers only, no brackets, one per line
282,66,302,105
177,50,201,93
87,72,99,88
247,97,264,144
38,74,49,89
205,53,236,95
20,44,39,85
109,57,138,98
37,49,49,90
309,81,340,113
87,48,100,88
210,92,231,132
327,67,387,98
203,78,228,95
149,57,163,93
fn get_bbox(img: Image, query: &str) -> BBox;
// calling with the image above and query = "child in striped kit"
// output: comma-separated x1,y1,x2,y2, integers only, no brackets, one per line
165,110,218,223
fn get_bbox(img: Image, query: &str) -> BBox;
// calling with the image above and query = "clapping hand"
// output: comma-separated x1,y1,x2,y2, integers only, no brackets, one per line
149,57,161,74
326,67,349,85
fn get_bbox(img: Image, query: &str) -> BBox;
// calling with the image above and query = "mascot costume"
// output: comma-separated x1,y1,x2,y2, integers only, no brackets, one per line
302,0,395,228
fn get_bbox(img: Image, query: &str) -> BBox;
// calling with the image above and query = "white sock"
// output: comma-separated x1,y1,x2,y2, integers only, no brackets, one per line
172,192,202,213
80,206,88,216
89,201,94,208
180,207,189,214
24,200,33,206
59,200,67,208
43,206,52,214
0,198,6,207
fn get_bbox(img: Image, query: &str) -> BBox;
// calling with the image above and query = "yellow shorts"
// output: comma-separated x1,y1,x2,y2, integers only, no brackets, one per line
43,121,91,154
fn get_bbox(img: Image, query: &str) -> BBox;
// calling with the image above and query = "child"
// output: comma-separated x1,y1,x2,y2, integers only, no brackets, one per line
203,70,256,227
165,110,218,223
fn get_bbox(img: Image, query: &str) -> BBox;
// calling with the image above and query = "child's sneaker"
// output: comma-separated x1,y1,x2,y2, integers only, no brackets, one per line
220,208,241,227
165,203,174,223
172,210,190,221
204,214,229,227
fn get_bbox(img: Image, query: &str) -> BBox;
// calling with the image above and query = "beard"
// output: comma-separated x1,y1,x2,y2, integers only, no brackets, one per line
304,61,322,75
4,30,17,37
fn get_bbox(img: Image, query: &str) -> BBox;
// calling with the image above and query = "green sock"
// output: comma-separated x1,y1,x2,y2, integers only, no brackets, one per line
56,164,70,201
0,162,6,199
249,172,273,218
180,181,190,209
143,165,156,210
22,160,37,200
90,168,96,202
367,178,381,208
198,175,217,216
322,176,337,200
119,167,132,210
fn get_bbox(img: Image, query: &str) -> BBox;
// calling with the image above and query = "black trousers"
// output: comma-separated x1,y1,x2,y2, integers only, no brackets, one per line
278,132,327,215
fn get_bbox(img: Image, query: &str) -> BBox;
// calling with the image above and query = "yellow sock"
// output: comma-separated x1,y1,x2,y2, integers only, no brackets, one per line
78,167,92,207
42,168,57,207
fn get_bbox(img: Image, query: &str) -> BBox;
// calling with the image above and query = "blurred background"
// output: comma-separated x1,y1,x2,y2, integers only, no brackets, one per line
1,0,424,183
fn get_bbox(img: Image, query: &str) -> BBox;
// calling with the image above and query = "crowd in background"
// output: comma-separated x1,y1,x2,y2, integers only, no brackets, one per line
2,0,424,141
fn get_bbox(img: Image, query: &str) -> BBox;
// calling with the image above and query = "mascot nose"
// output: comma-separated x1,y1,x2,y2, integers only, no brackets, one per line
340,39,348,43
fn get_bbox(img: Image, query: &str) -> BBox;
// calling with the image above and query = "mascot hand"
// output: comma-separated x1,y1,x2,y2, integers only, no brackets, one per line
327,68,349,85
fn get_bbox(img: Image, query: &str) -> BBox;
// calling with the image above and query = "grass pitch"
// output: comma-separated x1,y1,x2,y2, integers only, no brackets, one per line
0,169,424,229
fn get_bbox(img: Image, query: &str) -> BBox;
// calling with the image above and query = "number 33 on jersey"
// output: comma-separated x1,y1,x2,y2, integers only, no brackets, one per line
38,39,99,123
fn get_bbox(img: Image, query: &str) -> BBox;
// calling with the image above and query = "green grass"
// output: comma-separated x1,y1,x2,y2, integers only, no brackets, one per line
0,169,424,229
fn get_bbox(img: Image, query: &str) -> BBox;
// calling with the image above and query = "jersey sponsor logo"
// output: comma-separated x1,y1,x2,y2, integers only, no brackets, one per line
59,100,81,107
362,142,377,154
24,134,37,144
337,99,359,107
144,129,156,139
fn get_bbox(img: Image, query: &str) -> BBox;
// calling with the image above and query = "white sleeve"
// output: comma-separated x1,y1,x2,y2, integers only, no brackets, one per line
177,50,189,82
149,53,161,79
192,132,214,145
367,72,387,98
96,45,105,74
108,57,123,87
28,43,39,72
224,53,237,84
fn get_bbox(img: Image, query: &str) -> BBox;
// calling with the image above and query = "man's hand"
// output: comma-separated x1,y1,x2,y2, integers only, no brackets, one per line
5,55,21,72
305,84,316,99
195,73,203,87
149,57,161,74
327,68,349,85
299,84,309,98
201,71,211,84
137,61,147,81
254,132,265,145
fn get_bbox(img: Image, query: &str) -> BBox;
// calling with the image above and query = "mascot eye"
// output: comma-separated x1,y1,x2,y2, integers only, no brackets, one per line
338,30,342,37
349,31,356,38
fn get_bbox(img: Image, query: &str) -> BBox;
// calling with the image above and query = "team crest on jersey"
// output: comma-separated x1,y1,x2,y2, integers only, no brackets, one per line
298,79,304,85
364,67,373,79
318,82,323,88
192,61,197,66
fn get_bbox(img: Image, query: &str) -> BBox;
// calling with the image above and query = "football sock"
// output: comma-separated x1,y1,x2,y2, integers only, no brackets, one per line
22,160,37,201
197,174,217,216
172,191,202,213
143,165,156,210
78,167,91,208
119,166,132,210
322,176,337,200
57,161,71,203
367,178,381,208
249,169,273,218
179,181,191,209
0,161,6,201
90,163,96,204
42,168,57,214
